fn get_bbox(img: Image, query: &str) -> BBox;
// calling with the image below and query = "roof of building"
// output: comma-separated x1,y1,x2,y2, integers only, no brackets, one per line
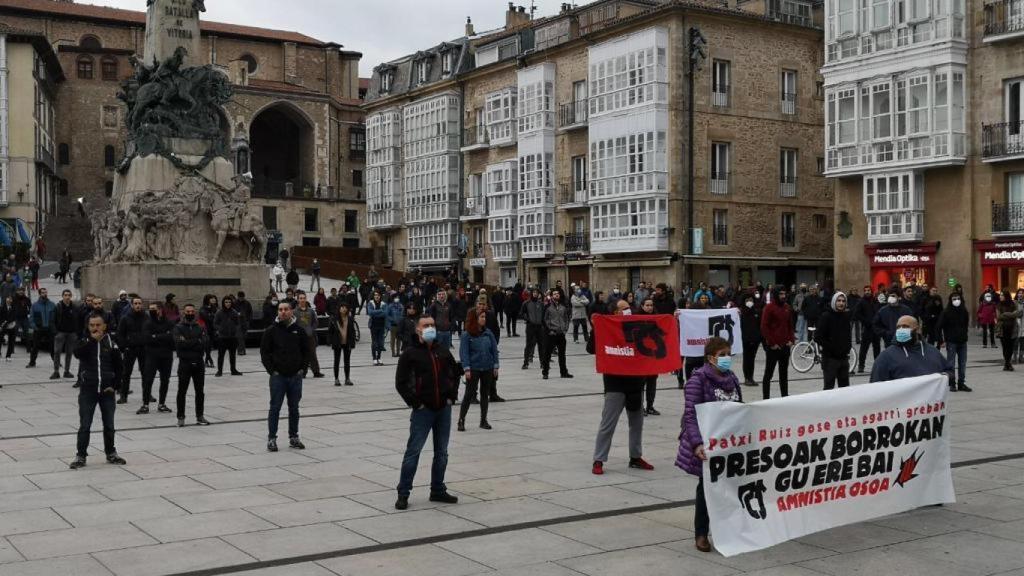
0,20,66,82
0,0,331,46
364,37,472,102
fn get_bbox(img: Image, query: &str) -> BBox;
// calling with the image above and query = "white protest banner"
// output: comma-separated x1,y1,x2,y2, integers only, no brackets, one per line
678,308,743,357
696,374,954,557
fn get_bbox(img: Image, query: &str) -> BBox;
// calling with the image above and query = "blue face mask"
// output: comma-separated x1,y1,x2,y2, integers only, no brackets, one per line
895,328,913,343
715,355,733,372
421,327,437,343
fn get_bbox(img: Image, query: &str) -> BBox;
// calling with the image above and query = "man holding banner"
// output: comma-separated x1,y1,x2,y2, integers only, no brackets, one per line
591,299,680,475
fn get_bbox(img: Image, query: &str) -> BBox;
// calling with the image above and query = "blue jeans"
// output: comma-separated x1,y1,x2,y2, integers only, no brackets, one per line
77,387,117,457
436,331,452,350
370,328,386,360
397,405,451,498
268,374,302,440
946,342,967,387
796,315,807,342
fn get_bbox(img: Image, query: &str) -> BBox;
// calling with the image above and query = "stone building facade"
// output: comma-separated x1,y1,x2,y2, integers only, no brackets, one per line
366,0,832,290
0,0,367,260
0,24,63,246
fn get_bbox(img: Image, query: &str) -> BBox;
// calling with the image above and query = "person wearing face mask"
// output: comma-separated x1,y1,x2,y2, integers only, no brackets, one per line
520,289,546,370
541,291,572,380
637,298,661,415
995,289,1022,372
213,295,243,377
873,291,914,347
677,336,742,554
570,288,590,344
262,291,279,323
923,287,944,347
815,292,852,390
937,292,970,391
592,298,655,476
138,302,175,414
173,304,211,427
739,292,762,387
870,316,953,385
760,286,794,399
115,297,148,404
394,315,461,510
1016,289,1024,363
385,294,405,357
977,290,998,349
366,292,388,365
853,287,881,373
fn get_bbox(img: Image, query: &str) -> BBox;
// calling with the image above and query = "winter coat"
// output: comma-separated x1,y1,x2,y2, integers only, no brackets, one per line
313,293,327,315
760,301,793,347
116,310,150,349
570,294,590,320
801,294,824,324
544,303,570,335
172,319,208,362
294,305,317,338
676,363,742,476
739,303,762,344
328,313,358,351
384,301,404,330
873,303,914,345
937,296,969,344
213,308,241,342
259,318,310,377
144,315,176,358
395,339,461,411
978,300,997,325
459,328,499,372
198,305,218,338
30,298,56,331
520,299,545,325
428,300,455,332
503,293,522,317
996,303,1023,339
74,334,123,393
853,295,880,330
286,269,300,286
398,315,419,347
815,292,852,359
869,339,952,383
366,300,388,330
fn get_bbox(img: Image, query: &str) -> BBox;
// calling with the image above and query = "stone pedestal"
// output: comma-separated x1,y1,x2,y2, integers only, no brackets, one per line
144,0,202,67
81,262,269,306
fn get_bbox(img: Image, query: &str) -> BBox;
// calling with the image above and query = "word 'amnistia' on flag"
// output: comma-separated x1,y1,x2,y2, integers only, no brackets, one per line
592,314,681,376
695,374,954,557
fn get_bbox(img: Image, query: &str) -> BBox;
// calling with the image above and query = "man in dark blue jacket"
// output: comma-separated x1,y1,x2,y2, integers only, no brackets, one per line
873,291,914,347
70,313,125,469
870,316,953,385
28,287,56,374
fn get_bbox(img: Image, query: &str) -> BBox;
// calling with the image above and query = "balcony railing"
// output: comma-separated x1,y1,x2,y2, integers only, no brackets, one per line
558,182,588,206
766,10,816,28
712,225,728,246
985,0,1024,38
462,124,489,149
780,176,797,198
463,194,487,218
711,84,730,107
564,231,589,253
35,145,56,174
993,202,1024,235
983,121,1024,160
781,92,796,115
710,172,730,195
558,100,588,128
252,178,317,199
471,242,485,258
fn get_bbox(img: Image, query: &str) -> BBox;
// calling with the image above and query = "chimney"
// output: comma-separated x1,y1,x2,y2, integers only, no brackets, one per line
466,16,475,37
506,3,530,29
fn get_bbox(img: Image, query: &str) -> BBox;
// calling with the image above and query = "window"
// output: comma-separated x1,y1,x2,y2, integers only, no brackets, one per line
343,238,360,248
352,170,364,187
58,143,70,165
870,82,892,139
517,79,554,133
344,209,358,233
872,0,891,28
304,208,319,232
76,55,94,79
828,88,856,146
713,209,728,245
863,172,924,241
441,50,455,75
103,145,116,168
781,69,797,115
781,213,797,247
816,157,825,174
588,131,668,199
813,214,828,230
100,56,118,81
710,142,730,194
572,155,587,200
79,35,102,50
416,60,429,84
780,148,797,196
240,54,258,75
837,0,857,36
907,76,929,134
712,60,730,107
909,0,928,20
486,88,516,143
349,126,366,156
102,106,119,129
588,38,668,116
1007,79,1023,133
380,71,393,93
262,206,278,230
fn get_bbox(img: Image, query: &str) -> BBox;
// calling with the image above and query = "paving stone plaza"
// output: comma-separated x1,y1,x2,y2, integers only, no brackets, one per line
0,274,1023,576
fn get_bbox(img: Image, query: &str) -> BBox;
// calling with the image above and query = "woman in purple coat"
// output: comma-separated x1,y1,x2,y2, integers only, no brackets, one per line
676,336,743,553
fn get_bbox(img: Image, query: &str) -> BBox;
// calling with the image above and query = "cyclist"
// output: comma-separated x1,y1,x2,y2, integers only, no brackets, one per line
815,291,852,390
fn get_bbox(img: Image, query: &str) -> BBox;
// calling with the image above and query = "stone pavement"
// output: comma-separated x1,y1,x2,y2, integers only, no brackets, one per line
0,274,1022,576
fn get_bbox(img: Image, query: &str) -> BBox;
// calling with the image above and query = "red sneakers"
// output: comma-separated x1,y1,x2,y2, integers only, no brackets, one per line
629,457,655,471
592,461,604,475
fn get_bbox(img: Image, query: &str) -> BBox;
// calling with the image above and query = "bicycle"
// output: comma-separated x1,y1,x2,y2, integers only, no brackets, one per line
791,326,858,374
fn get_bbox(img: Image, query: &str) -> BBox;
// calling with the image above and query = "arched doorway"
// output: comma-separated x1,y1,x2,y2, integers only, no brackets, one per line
249,102,315,197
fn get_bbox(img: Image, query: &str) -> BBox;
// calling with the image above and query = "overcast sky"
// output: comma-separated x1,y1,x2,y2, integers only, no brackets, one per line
83,0,572,75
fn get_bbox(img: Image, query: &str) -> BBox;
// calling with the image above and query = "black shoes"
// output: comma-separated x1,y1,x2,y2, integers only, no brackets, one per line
457,419,466,432
215,371,223,377
521,363,529,370
429,492,459,504
69,455,86,469
196,417,210,426
313,373,325,379
645,407,661,416
395,495,409,510
561,373,574,379
231,371,243,376
63,371,74,378
335,379,342,387
542,374,549,380
116,396,127,405
490,395,506,403
177,418,185,427
157,404,171,413
289,438,305,450
345,380,354,386
958,384,973,392
480,421,492,430
267,439,278,452
136,405,149,415
50,371,60,380
106,453,126,465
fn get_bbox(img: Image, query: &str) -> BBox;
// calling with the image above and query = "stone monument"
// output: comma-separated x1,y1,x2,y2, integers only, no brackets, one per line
82,0,269,305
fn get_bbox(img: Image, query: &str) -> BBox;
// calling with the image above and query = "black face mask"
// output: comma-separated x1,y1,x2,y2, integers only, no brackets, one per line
184,314,196,322
149,311,160,321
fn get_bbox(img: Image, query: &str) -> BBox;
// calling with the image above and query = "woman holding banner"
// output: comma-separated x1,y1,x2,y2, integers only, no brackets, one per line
676,336,743,553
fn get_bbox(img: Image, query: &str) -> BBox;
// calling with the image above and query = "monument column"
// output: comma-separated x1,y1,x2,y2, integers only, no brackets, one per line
143,0,203,67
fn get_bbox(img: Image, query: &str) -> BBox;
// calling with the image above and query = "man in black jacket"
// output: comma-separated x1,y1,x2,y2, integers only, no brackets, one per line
70,313,126,469
853,286,881,373
520,289,545,369
260,301,310,452
115,297,148,404
815,292,852,390
53,289,79,379
138,302,175,415
173,304,209,427
394,315,460,510
937,292,971,392
235,291,253,356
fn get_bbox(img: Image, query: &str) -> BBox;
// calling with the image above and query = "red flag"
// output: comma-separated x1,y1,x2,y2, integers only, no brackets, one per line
593,314,681,375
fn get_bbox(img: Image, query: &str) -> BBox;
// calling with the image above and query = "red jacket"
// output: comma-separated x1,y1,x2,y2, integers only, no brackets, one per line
760,301,794,347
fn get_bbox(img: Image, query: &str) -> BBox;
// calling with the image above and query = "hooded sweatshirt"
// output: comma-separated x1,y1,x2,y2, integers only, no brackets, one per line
869,338,952,383
814,291,852,359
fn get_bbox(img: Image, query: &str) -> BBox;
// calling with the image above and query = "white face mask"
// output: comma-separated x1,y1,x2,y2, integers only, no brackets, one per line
620,309,632,316
887,296,898,305
985,294,993,302
745,301,754,309
952,298,962,307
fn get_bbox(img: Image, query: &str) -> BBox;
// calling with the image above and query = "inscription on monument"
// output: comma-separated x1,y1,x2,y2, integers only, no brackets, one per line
144,0,203,67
